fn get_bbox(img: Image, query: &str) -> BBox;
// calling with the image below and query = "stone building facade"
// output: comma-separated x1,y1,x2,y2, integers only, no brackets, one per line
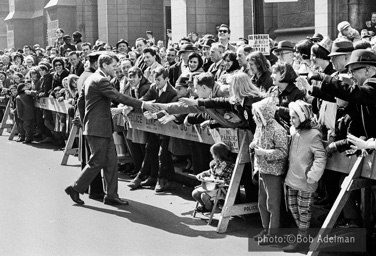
0,0,375,50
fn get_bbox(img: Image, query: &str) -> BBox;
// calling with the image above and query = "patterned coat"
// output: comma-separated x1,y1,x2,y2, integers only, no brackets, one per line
251,98,289,176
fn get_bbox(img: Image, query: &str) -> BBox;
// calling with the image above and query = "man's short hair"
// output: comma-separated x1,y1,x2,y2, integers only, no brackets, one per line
195,72,215,89
211,43,225,53
143,47,157,56
238,45,253,55
219,24,231,34
167,48,176,53
128,67,143,78
136,38,148,45
81,42,92,49
153,66,168,79
68,51,79,57
98,52,119,68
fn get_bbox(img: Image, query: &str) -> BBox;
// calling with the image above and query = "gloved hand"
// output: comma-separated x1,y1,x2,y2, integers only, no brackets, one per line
307,71,325,84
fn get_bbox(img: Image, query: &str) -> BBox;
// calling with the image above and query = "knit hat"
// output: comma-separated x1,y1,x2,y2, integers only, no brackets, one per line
337,21,351,32
288,100,313,123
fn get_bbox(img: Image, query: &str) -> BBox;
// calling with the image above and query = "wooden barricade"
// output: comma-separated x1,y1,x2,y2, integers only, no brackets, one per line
61,124,79,165
308,151,376,255
126,110,259,233
0,99,13,135
34,98,80,165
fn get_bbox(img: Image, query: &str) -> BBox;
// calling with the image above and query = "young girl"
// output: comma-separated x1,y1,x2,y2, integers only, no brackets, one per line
283,100,327,252
250,97,289,242
192,142,235,213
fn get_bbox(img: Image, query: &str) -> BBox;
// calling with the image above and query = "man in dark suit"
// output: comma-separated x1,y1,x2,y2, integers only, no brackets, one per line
168,43,195,86
131,67,178,192
208,43,226,81
65,52,159,205
68,51,84,76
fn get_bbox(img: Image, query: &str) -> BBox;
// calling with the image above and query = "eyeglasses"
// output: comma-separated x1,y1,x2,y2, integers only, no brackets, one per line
348,66,367,76
219,30,228,33
55,64,62,67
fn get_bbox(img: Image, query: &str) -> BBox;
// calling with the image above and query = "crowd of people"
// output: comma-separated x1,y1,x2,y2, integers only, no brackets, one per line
1,14,376,253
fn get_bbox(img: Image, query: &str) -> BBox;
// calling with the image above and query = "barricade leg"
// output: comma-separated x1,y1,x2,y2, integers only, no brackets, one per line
61,125,79,165
308,156,364,256
8,124,18,140
0,100,12,136
216,135,259,233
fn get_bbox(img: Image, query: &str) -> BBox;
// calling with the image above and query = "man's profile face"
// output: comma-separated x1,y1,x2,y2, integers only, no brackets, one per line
103,59,118,77
194,81,209,98
236,48,247,67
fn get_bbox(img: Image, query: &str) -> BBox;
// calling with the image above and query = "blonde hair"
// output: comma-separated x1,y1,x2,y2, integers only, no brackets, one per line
229,72,261,101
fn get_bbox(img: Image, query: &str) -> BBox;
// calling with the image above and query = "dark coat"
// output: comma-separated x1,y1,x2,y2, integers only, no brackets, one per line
320,75,376,139
77,69,142,138
268,82,305,130
16,94,35,121
168,61,183,87
52,69,70,90
197,96,262,132
70,61,85,76
39,73,53,97
141,81,177,104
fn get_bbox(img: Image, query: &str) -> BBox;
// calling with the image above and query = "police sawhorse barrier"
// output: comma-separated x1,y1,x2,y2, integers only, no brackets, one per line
33,98,376,253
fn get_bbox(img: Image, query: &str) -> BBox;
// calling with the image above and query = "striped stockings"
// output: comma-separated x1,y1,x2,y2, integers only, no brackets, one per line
287,186,313,236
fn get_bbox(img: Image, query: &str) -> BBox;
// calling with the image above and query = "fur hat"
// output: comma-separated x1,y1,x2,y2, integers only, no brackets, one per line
288,100,313,123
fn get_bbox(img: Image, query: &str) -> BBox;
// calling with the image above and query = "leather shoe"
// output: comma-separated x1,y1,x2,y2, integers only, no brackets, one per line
65,186,84,205
104,197,129,206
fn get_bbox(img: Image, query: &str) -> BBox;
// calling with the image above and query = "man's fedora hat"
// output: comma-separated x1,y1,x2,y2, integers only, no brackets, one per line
116,39,129,48
328,40,354,57
272,40,294,53
178,43,196,55
345,49,376,68
317,36,333,53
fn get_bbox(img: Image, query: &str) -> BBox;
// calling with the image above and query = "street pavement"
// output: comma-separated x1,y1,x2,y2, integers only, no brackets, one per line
0,133,297,256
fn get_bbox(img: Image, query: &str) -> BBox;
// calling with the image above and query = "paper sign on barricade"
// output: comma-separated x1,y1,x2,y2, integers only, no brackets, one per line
34,97,69,114
209,128,239,152
248,34,270,55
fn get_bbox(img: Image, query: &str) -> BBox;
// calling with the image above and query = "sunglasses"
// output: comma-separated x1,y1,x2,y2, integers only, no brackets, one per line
219,30,228,33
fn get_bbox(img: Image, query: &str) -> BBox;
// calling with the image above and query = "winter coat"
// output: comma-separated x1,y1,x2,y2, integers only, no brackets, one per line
285,125,327,192
251,98,289,176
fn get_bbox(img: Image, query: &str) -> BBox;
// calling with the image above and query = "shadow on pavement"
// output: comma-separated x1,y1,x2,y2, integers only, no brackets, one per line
80,200,230,239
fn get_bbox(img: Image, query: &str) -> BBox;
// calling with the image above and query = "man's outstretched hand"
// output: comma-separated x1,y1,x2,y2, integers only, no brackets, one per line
143,101,160,112
307,71,324,84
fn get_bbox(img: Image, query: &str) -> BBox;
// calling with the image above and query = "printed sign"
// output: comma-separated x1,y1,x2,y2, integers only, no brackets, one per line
248,34,270,55
34,97,69,114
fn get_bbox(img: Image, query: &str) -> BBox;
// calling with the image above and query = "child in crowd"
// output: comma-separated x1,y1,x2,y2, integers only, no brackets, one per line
250,97,289,242
192,142,235,213
283,100,327,253
16,83,36,143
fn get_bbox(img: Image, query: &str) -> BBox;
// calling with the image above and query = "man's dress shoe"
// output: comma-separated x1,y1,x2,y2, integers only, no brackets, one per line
103,198,129,205
65,186,85,205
